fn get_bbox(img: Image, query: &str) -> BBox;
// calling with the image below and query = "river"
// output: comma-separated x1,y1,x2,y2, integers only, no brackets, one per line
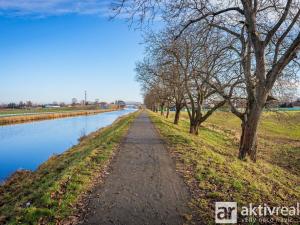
0,109,136,182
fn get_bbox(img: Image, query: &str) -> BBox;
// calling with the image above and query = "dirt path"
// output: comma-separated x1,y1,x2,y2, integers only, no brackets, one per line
79,111,191,225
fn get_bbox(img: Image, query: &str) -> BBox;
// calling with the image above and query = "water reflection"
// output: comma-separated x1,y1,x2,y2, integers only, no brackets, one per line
0,109,135,181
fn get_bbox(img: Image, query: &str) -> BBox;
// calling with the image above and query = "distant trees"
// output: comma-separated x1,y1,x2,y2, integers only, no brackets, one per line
18,101,25,108
135,32,185,123
6,101,33,109
143,89,160,112
114,0,300,161
7,103,17,109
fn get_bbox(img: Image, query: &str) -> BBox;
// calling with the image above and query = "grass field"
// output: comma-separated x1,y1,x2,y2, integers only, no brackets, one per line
149,110,300,224
0,111,139,225
0,106,101,116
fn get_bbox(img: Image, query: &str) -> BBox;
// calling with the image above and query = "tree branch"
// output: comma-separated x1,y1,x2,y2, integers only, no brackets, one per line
266,32,300,90
264,0,292,45
176,7,244,39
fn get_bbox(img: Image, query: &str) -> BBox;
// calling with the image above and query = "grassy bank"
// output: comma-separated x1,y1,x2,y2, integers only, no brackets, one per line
148,110,300,224
0,106,103,115
0,109,117,126
0,111,139,224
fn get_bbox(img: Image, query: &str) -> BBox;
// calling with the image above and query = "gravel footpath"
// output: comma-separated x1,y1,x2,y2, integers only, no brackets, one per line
79,111,191,225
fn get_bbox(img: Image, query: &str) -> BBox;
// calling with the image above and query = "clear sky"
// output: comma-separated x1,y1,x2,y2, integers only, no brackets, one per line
0,1,144,104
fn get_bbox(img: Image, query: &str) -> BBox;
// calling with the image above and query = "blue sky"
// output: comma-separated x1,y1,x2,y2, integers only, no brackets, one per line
0,1,144,104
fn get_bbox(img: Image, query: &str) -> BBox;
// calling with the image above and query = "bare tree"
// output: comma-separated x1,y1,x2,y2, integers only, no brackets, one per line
136,28,236,134
113,0,300,161
136,59,170,115
171,28,240,134
152,32,186,124
136,32,186,123
173,0,300,161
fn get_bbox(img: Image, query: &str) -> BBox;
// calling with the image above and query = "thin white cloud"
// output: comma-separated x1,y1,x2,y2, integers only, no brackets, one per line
0,0,112,17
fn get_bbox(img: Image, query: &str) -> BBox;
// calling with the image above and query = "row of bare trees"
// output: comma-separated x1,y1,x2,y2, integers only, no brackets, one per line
114,0,300,162
136,28,240,133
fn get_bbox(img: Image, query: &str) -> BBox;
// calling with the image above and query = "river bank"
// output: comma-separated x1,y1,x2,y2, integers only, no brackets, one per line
0,108,117,126
0,110,139,224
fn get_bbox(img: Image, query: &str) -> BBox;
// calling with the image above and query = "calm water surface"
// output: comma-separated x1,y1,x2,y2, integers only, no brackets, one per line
0,109,136,182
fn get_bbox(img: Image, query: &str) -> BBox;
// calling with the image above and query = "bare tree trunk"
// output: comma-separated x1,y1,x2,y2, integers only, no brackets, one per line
238,104,263,161
189,119,200,135
166,107,170,118
160,103,165,116
174,108,181,124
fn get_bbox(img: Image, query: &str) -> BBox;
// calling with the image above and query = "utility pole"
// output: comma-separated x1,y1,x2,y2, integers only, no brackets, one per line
84,90,87,105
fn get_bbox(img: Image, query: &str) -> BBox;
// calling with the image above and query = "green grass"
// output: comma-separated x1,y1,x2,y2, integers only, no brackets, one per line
148,110,300,224
0,106,102,116
0,111,139,225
